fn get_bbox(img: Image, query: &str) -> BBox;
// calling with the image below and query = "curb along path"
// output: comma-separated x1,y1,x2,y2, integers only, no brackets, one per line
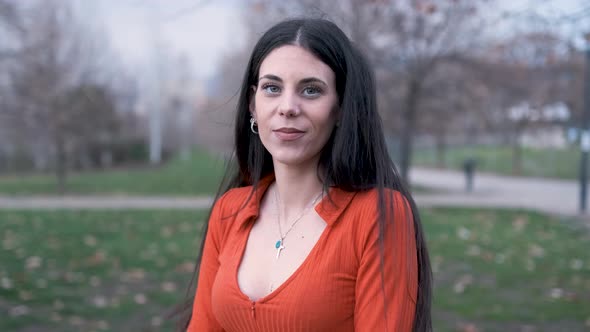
0,167,587,221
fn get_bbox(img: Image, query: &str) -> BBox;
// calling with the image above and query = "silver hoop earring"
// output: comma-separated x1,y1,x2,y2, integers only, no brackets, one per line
250,117,258,134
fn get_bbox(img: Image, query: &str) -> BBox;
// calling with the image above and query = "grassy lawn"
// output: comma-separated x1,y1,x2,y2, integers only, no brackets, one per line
0,210,206,332
0,148,226,196
422,208,590,332
413,145,580,180
1,208,589,331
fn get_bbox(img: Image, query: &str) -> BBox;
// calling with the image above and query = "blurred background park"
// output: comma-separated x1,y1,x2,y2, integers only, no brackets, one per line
0,0,589,331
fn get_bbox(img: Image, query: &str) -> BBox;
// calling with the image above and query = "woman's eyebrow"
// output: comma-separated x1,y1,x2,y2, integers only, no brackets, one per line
299,77,327,87
259,74,327,87
259,74,282,82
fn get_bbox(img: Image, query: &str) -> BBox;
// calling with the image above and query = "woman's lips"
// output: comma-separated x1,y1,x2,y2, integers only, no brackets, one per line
273,128,305,141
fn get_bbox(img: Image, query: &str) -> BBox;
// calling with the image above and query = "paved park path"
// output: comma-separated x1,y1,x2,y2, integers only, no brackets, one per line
410,167,585,219
0,167,587,220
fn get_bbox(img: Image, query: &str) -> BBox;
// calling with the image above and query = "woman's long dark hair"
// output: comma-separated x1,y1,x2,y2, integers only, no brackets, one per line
176,18,432,332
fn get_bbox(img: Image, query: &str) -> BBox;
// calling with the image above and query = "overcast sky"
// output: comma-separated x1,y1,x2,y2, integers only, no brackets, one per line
83,0,247,80
80,0,589,83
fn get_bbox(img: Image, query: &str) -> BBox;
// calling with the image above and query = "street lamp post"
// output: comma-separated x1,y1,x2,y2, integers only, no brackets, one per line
580,33,590,213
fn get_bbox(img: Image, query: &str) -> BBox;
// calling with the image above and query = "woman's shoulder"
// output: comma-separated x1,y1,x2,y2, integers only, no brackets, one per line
212,185,253,215
346,188,412,228
351,187,407,207
208,186,255,237
219,185,252,203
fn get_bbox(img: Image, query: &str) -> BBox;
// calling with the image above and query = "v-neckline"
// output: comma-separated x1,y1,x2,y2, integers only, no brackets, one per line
233,203,331,304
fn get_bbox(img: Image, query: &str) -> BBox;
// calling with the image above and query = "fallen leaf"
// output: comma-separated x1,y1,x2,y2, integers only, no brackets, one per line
35,278,47,289
466,245,481,257
1,277,13,289
90,276,101,287
176,261,195,273
152,316,163,326
19,290,33,301
512,216,528,232
528,244,544,258
86,251,106,266
92,296,108,308
10,305,30,317
25,256,42,270
456,322,479,332
84,235,97,247
161,281,177,292
549,288,563,299
123,268,145,282
97,320,109,330
50,312,62,322
160,226,173,238
68,316,84,326
526,259,536,271
570,259,583,271
457,227,471,240
134,293,147,305
453,274,473,294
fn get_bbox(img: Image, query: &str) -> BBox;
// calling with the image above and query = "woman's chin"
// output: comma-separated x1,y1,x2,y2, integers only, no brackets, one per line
270,151,319,168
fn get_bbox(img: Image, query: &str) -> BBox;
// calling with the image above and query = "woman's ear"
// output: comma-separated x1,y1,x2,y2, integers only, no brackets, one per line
332,104,340,126
249,85,257,118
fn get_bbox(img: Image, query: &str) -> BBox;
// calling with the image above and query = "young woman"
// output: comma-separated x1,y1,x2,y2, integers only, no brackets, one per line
181,18,432,332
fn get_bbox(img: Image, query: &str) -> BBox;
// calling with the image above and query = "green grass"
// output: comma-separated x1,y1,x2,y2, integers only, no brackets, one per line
0,148,226,196
0,210,206,332
413,145,581,179
1,208,589,331
422,208,590,332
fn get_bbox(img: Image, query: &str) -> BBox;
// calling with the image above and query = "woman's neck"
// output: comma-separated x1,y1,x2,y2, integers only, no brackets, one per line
271,160,324,220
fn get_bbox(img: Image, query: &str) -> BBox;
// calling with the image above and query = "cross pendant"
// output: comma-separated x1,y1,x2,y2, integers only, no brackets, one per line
276,244,285,259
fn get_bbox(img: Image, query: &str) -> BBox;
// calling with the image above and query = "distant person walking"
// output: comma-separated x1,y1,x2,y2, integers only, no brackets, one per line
463,157,477,192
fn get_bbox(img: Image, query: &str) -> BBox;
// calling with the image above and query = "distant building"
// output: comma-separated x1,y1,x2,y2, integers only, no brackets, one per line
508,101,570,149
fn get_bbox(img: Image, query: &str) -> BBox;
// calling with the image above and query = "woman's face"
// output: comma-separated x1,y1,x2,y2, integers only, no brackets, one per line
251,45,339,168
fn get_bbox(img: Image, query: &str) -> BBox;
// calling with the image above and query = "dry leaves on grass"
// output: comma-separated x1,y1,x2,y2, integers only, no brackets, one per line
457,227,471,241
161,281,177,292
512,215,528,232
528,244,545,258
9,305,29,317
570,258,583,271
134,293,147,305
456,322,480,332
122,268,145,282
453,274,474,294
176,261,195,273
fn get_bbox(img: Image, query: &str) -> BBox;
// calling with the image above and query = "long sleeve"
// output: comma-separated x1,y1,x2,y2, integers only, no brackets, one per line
354,192,418,332
187,195,226,332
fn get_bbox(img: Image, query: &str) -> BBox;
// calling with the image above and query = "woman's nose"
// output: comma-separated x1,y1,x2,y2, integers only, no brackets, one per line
277,93,300,117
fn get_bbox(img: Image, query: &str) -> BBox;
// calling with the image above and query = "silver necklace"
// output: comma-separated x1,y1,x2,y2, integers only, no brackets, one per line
273,186,322,260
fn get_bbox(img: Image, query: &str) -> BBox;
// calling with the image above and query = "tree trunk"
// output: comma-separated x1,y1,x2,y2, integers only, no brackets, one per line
55,134,67,194
435,131,447,168
511,130,523,175
399,79,421,185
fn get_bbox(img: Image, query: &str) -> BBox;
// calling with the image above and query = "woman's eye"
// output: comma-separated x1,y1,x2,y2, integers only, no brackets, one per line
302,86,322,97
262,84,280,94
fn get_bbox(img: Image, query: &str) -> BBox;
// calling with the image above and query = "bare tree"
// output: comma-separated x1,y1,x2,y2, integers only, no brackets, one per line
8,0,120,192
417,60,491,167
478,32,576,174
0,0,23,59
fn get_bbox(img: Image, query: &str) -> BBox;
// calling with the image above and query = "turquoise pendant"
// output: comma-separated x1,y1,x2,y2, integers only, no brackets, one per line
275,240,285,259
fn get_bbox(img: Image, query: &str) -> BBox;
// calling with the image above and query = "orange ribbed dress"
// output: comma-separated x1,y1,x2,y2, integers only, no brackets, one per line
188,178,418,332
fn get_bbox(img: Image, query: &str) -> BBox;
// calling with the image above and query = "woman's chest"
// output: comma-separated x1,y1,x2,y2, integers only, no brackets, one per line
210,222,359,332
238,212,327,300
